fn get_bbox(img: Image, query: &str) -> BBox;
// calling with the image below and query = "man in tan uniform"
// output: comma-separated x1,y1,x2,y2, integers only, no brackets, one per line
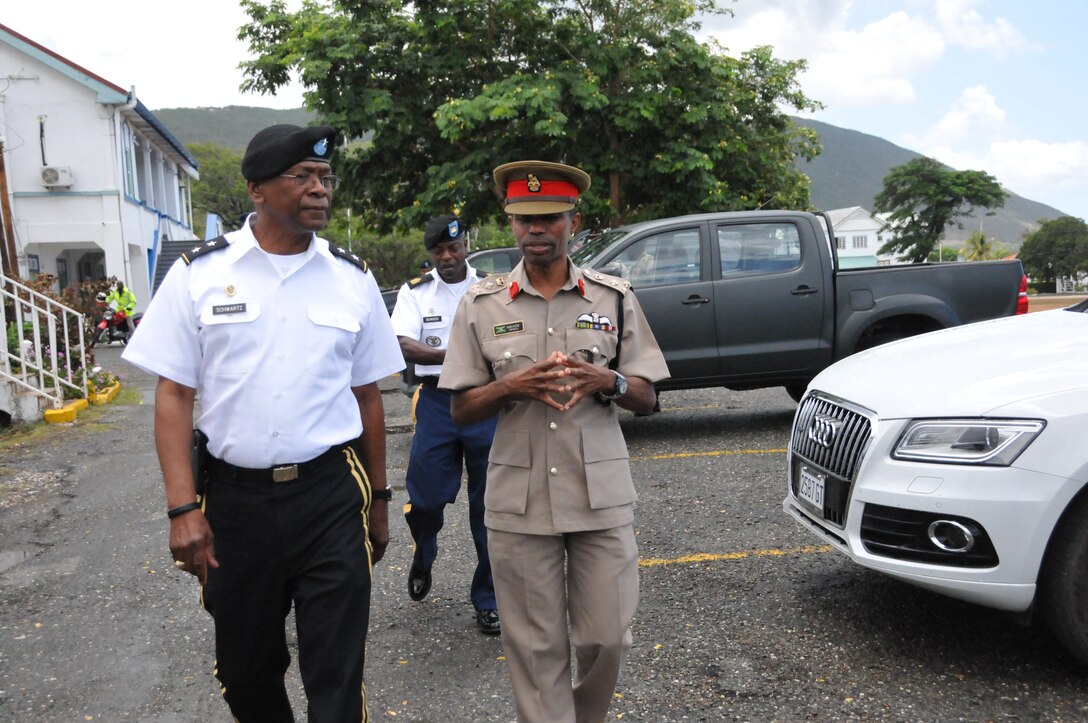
439,160,669,722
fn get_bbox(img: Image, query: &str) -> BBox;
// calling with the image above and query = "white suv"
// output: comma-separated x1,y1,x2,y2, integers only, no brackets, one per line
783,300,1088,665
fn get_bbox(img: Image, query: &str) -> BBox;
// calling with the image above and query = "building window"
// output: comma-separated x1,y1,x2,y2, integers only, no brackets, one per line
852,235,867,249
835,236,845,250
121,123,137,198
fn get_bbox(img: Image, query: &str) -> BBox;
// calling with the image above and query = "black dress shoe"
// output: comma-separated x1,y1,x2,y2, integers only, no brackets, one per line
408,564,431,601
475,608,500,635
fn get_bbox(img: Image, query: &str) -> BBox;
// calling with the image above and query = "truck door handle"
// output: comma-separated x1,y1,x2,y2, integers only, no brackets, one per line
791,286,818,296
682,295,711,305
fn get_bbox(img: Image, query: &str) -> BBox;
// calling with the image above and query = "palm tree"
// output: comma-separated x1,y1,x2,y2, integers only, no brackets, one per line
961,231,993,261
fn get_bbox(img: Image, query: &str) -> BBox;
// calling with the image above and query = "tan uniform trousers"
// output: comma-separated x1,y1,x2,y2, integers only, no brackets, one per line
488,525,639,723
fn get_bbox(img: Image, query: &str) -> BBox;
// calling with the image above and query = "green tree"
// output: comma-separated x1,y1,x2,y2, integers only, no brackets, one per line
238,0,821,233
874,157,1007,263
960,231,993,261
189,142,251,237
1019,216,1088,283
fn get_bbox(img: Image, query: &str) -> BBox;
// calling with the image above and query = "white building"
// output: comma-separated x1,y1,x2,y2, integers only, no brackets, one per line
1,23,198,309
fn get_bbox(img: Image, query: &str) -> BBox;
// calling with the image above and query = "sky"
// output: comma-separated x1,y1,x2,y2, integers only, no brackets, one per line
5,0,1086,222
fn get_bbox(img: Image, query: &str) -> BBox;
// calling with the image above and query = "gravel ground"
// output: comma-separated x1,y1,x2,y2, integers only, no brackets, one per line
1,343,1086,722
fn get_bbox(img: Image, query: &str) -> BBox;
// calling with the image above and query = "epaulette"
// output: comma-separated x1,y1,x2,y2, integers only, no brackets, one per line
181,236,228,265
467,274,511,300
582,268,631,295
329,244,370,274
407,275,434,289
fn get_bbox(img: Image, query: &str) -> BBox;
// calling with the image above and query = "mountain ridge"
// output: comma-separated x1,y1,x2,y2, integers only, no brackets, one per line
153,106,1065,247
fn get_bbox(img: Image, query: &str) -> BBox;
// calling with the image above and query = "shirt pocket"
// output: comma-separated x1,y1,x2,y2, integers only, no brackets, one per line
198,302,262,374
306,306,361,378
582,425,636,509
566,328,618,367
486,430,532,514
481,333,538,379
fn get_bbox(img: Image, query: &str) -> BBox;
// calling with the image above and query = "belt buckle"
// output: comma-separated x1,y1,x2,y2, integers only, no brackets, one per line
272,464,299,482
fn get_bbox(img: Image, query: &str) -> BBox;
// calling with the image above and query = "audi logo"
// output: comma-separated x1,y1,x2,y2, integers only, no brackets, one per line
807,414,842,448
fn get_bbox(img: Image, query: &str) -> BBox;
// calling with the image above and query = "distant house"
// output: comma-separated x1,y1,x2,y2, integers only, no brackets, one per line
825,206,914,266
0,23,198,309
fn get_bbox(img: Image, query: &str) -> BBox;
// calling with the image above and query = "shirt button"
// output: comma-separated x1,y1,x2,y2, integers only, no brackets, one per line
549,467,558,475
592,346,599,354
549,422,558,431
547,327,554,335
503,351,512,359
272,432,279,438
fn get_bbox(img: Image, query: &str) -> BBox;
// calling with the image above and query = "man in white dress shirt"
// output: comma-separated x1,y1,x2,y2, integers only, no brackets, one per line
123,124,403,722
390,215,499,634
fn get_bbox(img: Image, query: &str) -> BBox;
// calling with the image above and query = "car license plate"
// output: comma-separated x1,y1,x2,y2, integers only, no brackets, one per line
798,466,825,512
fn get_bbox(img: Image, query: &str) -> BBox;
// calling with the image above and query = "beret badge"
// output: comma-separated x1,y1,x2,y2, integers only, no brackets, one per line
313,138,330,157
448,220,460,238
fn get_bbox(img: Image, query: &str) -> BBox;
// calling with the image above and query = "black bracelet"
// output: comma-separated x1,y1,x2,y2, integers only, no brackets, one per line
167,502,202,519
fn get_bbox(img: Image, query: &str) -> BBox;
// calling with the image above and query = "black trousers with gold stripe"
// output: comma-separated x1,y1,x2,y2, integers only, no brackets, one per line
201,445,375,722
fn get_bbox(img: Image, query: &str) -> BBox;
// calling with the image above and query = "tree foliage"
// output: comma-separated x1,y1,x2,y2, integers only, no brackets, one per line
189,142,252,236
1018,216,1088,283
238,0,821,233
873,157,1007,263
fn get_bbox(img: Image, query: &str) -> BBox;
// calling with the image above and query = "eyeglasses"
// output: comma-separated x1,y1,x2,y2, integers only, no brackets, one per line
278,173,341,191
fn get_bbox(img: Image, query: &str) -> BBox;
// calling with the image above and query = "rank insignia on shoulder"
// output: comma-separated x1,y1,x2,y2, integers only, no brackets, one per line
408,274,434,288
329,244,370,273
181,236,229,265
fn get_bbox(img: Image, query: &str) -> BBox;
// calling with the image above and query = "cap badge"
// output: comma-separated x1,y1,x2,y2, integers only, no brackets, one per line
448,220,460,238
313,138,330,156
526,173,542,193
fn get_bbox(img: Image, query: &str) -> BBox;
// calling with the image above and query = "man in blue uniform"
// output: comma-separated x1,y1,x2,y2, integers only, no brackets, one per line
390,215,499,634
123,124,403,722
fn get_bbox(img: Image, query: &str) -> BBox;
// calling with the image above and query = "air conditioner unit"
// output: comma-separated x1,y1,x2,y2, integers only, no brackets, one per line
41,166,74,188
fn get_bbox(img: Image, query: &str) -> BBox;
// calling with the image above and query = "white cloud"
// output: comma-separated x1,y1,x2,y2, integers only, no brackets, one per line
706,4,944,110
934,0,1029,54
907,85,1006,147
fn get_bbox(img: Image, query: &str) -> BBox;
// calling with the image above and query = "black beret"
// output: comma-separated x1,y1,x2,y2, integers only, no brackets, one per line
241,124,338,182
423,215,468,251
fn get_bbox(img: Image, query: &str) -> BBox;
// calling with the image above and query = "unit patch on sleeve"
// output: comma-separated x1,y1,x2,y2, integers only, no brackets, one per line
493,321,525,336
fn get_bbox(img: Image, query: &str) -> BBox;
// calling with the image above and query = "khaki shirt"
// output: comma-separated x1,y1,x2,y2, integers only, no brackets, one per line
440,259,670,535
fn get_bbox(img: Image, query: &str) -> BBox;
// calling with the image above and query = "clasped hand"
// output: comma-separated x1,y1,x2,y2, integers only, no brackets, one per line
514,351,612,412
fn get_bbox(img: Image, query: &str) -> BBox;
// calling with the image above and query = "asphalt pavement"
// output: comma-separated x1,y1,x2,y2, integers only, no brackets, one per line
1,344,1086,721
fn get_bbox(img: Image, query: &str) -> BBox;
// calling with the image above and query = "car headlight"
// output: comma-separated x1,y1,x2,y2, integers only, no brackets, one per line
892,419,1045,466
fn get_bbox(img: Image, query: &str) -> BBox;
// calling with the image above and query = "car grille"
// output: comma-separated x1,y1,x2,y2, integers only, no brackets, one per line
860,504,999,567
790,394,872,527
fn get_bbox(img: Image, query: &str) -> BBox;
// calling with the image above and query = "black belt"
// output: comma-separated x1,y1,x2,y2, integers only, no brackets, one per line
418,376,440,388
207,443,350,483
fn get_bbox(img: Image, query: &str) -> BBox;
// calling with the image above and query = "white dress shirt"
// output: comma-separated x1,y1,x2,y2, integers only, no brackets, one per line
123,218,404,467
389,265,481,378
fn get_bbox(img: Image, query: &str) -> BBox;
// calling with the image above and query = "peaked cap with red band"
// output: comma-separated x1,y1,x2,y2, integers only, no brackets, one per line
493,160,591,214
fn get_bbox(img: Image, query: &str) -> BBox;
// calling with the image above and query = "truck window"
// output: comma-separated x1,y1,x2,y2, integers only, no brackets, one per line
718,223,801,275
602,228,701,287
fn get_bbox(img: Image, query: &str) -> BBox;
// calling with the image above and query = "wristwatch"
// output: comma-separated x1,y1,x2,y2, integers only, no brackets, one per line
372,487,393,502
596,370,628,403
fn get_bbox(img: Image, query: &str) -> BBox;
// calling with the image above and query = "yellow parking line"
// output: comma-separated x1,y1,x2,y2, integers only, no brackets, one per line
630,447,787,462
640,544,832,568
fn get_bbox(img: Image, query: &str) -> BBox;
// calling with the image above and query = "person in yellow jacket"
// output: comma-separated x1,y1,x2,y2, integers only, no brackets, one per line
106,281,137,335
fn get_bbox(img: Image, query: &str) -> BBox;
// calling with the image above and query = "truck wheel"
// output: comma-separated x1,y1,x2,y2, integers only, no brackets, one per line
1040,492,1088,666
785,382,808,403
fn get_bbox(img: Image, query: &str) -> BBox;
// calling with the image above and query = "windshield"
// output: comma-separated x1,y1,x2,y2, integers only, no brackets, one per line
571,229,629,267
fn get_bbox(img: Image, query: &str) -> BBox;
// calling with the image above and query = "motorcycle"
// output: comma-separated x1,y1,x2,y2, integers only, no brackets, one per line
89,300,142,348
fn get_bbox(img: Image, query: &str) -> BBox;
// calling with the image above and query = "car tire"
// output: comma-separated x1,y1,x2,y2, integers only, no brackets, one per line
1040,491,1088,666
785,382,808,403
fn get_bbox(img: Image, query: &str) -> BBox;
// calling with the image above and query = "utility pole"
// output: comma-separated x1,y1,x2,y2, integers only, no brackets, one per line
0,138,19,278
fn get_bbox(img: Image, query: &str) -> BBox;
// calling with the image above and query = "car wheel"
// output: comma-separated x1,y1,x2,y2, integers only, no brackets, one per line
1040,491,1088,666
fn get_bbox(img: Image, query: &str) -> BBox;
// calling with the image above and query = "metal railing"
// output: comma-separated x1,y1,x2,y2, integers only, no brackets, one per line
1,272,88,409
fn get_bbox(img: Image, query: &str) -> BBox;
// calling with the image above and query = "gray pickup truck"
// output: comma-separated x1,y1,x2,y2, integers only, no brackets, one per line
568,210,1026,400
